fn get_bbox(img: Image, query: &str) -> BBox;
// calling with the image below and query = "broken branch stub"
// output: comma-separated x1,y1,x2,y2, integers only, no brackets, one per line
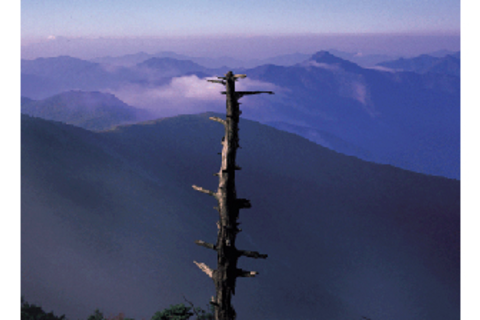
194,261,214,278
209,116,227,126
207,79,226,85
236,269,259,278
192,185,217,197
237,250,268,259
195,240,216,251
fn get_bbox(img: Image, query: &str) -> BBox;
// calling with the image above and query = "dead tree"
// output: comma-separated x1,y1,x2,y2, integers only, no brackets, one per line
192,71,273,320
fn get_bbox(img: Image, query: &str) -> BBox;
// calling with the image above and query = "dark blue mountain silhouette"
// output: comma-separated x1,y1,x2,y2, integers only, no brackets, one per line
21,55,226,99
91,51,312,69
244,51,460,178
90,51,192,67
21,56,121,99
309,50,365,73
326,49,400,67
21,90,151,130
20,52,460,178
21,55,102,77
377,53,460,76
22,113,459,320
428,50,459,58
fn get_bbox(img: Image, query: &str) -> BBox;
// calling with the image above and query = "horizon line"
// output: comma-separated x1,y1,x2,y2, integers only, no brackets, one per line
22,31,460,43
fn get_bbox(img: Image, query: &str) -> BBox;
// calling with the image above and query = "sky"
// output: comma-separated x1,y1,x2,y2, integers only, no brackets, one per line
21,0,460,40
20,0,461,59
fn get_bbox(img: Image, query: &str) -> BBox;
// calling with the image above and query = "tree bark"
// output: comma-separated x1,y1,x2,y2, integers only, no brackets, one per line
212,71,240,320
193,71,272,320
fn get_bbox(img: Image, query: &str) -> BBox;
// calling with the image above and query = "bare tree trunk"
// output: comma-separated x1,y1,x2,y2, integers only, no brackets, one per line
192,71,273,320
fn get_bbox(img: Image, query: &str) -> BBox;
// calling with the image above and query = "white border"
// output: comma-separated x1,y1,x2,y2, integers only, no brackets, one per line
3,1,21,319
460,0,479,318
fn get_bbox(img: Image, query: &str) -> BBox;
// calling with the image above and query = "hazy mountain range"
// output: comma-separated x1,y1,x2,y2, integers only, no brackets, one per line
89,49,459,69
21,50,460,179
22,56,123,99
243,51,460,179
376,52,460,76
22,113,460,320
90,51,314,69
21,91,152,131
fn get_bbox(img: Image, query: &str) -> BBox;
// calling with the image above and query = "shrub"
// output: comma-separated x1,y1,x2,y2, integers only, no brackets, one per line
150,303,213,320
87,309,105,320
21,297,66,320
151,304,193,320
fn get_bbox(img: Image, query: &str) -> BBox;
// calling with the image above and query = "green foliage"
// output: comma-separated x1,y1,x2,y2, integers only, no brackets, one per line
151,304,193,320
21,298,213,320
193,304,214,320
150,303,213,320
87,309,105,320
86,309,136,320
21,297,66,320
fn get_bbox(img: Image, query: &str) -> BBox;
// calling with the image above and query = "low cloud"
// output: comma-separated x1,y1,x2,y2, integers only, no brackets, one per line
350,81,377,117
352,81,368,105
159,75,225,100
365,66,396,73
108,75,282,118
303,60,341,71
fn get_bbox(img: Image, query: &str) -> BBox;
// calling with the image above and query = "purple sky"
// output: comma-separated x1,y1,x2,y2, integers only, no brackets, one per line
22,0,459,39
21,0,460,60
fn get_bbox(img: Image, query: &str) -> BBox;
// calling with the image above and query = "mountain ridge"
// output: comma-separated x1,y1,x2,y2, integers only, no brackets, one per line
21,51,460,178
22,113,460,320
243,52,459,178
21,90,152,131
376,53,460,76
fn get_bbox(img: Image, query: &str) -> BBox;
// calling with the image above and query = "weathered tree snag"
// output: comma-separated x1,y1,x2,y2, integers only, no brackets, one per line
193,71,273,320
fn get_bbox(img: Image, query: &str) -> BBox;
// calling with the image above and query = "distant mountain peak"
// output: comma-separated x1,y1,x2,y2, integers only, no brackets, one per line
45,90,121,103
311,50,342,63
308,51,363,72
32,55,88,63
